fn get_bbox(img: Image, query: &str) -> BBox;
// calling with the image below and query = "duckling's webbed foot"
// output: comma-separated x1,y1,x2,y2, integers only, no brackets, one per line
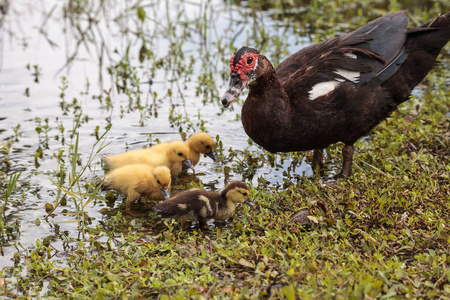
126,209,147,217
181,220,191,230
312,149,324,176
338,144,354,180
198,218,207,228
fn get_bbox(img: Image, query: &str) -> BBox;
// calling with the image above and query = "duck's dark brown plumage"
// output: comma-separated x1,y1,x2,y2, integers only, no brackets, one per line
221,11,450,178
154,181,253,228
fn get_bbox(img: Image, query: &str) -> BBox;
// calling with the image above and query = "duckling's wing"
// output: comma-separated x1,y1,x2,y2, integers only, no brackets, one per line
148,142,170,153
103,149,152,169
154,190,216,219
134,179,152,195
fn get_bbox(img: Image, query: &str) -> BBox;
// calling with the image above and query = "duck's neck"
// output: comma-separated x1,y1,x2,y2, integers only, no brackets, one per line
250,65,289,101
241,69,293,152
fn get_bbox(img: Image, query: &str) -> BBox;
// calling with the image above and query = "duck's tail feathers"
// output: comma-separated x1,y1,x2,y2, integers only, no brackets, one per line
382,12,450,104
407,11,450,58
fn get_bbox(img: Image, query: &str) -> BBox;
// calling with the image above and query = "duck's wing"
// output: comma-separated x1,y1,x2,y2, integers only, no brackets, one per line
277,11,410,101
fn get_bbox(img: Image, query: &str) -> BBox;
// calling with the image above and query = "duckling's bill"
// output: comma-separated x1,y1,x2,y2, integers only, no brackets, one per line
183,158,195,169
244,199,255,209
161,187,170,199
206,152,217,162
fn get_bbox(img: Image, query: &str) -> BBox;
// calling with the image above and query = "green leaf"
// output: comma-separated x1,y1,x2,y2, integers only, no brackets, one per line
238,258,255,269
137,7,146,22
282,285,296,300
306,215,319,223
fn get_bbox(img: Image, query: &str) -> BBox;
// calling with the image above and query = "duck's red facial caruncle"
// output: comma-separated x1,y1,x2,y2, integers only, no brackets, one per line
230,53,258,82
221,52,258,107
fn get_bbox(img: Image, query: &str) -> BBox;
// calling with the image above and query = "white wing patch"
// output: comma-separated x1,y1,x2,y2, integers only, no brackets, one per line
334,69,359,83
308,81,340,100
343,52,357,59
309,52,359,100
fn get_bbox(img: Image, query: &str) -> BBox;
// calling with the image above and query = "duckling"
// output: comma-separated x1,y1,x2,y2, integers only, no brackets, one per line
103,141,194,176
184,132,216,168
149,132,216,170
102,164,171,215
154,181,254,229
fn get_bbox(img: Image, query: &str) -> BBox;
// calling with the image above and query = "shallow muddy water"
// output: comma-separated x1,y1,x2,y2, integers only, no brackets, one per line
0,0,448,275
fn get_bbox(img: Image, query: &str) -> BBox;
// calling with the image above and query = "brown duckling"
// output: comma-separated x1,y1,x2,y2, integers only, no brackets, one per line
103,141,194,176
154,181,254,228
102,164,171,215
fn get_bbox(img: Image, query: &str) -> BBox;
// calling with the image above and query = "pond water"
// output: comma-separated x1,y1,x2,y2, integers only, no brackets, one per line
0,0,448,275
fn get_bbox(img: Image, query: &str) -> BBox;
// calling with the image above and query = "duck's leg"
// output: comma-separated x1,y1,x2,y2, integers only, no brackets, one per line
339,144,354,179
312,149,324,176
126,191,146,217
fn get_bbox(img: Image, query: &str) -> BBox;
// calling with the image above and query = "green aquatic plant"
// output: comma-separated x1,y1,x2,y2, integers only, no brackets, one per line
46,113,110,236
0,171,21,238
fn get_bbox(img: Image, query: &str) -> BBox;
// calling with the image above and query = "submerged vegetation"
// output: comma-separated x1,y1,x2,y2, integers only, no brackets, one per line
0,0,449,298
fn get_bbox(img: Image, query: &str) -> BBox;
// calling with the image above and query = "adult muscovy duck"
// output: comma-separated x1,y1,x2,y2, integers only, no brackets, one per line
220,11,450,179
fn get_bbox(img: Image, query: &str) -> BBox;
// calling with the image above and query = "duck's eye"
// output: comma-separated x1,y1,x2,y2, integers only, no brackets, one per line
177,153,183,157
205,145,210,149
156,180,161,184
246,56,253,65
242,192,248,196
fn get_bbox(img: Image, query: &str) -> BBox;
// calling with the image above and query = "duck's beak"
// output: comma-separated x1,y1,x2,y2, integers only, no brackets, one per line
161,187,170,199
220,74,247,107
183,158,194,170
243,199,255,209
206,152,217,162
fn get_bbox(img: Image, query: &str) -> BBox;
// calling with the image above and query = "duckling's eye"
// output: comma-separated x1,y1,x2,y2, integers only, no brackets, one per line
246,57,253,65
156,180,161,184
205,145,210,149
177,153,183,157
242,192,248,196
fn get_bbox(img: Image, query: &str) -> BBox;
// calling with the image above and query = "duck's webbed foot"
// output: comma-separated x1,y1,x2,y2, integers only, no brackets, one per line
338,144,354,180
312,149,325,176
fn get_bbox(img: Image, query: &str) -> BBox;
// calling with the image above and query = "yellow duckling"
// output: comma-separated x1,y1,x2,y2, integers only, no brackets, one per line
154,181,254,228
184,132,216,167
149,132,216,170
102,164,171,215
103,141,194,176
